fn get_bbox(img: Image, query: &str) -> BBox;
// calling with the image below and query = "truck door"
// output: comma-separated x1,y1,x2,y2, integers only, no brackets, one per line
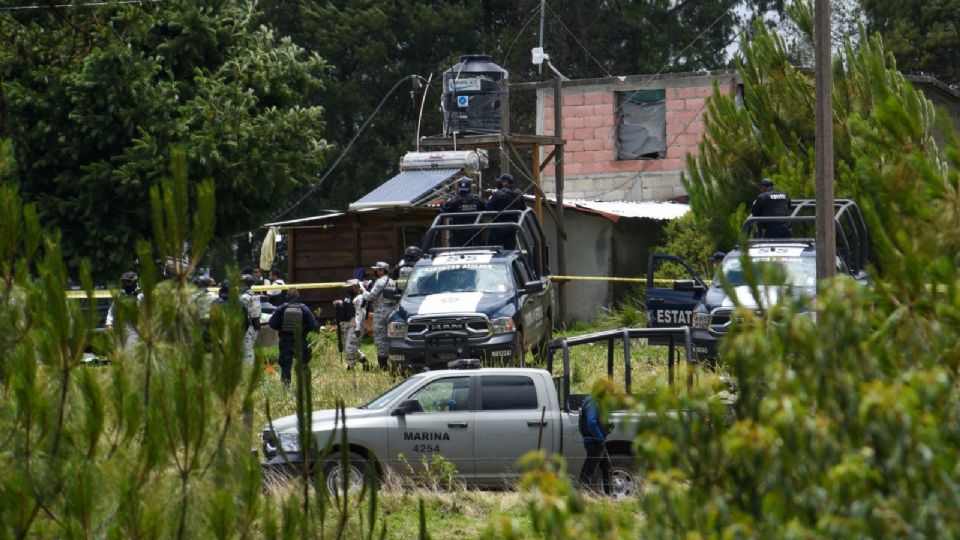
645,254,706,343
472,374,555,482
387,376,476,478
513,259,543,350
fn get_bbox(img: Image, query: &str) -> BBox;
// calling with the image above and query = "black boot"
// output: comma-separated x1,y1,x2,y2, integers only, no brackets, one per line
378,356,388,370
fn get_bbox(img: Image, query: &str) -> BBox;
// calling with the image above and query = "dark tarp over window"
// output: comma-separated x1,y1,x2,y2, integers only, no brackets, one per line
617,89,666,160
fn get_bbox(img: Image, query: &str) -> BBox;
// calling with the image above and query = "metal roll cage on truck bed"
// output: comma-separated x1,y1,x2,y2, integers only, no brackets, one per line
422,208,550,277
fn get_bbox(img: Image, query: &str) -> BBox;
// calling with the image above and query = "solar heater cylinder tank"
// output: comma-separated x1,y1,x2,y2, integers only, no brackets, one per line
400,151,481,173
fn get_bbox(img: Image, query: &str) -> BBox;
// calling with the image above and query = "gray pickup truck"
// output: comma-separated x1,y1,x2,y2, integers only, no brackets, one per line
260,364,642,498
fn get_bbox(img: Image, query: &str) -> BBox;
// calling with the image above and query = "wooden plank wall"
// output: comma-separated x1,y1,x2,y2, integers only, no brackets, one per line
284,211,434,319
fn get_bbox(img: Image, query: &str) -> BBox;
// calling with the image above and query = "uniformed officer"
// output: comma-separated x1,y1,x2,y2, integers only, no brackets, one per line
268,288,318,386
393,246,422,284
487,173,526,250
441,178,486,246
578,395,613,496
105,271,144,349
750,178,792,238
333,279,368,370
363,261,398,370
239,274,262,365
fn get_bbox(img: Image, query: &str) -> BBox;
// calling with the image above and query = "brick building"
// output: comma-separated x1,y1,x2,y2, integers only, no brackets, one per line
531,70,741,202
527,70,960,203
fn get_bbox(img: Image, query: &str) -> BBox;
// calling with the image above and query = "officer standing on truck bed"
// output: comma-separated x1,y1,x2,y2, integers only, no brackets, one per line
363,262,398,370
333,279,368,370
440,178,485,246
487,173,526,250
750,178,792,238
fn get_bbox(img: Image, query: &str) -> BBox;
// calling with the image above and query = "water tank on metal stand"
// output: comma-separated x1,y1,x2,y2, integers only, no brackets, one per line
442,55,508,137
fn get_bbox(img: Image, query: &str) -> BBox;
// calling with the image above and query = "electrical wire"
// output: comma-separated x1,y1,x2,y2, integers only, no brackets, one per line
0,0,164,10
542,2,612,78
269,73,430,223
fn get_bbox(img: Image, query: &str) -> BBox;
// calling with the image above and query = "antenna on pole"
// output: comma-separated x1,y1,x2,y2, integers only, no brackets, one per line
538,0,546,75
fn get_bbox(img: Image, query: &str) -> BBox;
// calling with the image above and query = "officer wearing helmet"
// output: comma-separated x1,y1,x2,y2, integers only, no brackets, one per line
750,178,792,238
392,245,422,283
268,288,318,386
487,173,526,250
239,273,262,364
362,261,398,370
441,177,486,246
106,271,144,349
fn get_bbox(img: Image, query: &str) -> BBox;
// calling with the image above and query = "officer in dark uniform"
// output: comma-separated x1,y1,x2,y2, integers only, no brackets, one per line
487,173,526,250
750,178,792,238
392,245,422,283
268,288,318,387
440,177,486,246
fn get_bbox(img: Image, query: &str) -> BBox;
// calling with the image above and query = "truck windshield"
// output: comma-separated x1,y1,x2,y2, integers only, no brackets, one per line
360,376,423,409
717,256,816,288
404,263,513,296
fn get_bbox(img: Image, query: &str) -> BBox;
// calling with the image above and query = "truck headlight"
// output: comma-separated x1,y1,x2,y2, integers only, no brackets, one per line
692,312,711,329
491,317,515,334
278,432,301,453
388,321,407,338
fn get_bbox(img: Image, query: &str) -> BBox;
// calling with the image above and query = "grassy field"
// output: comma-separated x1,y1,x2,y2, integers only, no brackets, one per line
251,321,713,538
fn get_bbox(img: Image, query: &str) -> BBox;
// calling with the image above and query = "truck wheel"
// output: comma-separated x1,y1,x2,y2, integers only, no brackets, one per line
512,329,527,366
322,451,373,497
533,317,553,365
608,454,640,499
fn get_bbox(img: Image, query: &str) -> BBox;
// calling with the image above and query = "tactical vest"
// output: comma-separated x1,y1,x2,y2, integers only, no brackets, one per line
762,191,790,216
334,298,356,321
281,303,304,333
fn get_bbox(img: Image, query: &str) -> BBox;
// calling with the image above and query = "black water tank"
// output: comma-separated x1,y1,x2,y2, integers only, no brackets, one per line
442,55,508,137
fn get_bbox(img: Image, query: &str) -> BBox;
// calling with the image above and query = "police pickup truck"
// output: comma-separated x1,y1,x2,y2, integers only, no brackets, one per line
386,208,553,369
646,199,869,359
260,362,641,498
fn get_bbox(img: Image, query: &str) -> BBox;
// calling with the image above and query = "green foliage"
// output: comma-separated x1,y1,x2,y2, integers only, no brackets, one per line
683,3,943,256
629,35,960,537
0,1,329,280
862,0,960,86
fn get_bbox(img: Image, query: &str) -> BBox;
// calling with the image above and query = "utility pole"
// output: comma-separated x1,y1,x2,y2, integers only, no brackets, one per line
554,75,566,325
815,0,836,282
538,0,546,75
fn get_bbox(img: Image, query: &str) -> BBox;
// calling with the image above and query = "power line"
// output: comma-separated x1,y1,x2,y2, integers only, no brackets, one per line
269,74,430,223
0,0,165,10
542,2,612,78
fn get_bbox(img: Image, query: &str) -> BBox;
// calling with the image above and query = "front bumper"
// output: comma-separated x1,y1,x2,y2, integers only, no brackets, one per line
388,331,517,368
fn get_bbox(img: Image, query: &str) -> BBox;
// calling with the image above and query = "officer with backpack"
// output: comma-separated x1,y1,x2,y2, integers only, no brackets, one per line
268,288,318,386
578,395,613,495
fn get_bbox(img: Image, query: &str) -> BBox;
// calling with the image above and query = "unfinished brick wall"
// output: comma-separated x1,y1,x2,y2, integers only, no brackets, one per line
539,78,733,201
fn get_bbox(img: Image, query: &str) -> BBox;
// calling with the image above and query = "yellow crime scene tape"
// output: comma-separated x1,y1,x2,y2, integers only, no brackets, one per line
65,276,705,298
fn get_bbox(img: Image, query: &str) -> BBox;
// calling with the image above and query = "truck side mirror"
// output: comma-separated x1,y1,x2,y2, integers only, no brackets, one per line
384,288,403,301
523,280,545,294
391,399,423,416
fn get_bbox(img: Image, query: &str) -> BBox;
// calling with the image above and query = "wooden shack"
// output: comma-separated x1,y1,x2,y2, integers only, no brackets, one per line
268,207,440,319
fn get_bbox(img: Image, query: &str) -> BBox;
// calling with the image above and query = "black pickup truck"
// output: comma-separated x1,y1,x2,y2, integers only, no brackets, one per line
645,199,870,360
387,208,554,370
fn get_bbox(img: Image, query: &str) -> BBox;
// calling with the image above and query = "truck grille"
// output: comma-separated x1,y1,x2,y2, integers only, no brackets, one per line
709,308,762,336
406,314,491,340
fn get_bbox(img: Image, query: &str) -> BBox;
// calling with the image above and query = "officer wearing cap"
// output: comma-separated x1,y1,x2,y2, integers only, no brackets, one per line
750,178,792,238
487,173,526,250
239,273,262,364
393,246,422,283
362,261,398,370
106,271,144,349
441,177,486,246
268,288,318,386
333,279,368,370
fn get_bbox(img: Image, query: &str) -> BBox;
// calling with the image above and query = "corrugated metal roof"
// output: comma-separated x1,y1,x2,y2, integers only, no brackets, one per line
565,199,690,220
349,168,461,210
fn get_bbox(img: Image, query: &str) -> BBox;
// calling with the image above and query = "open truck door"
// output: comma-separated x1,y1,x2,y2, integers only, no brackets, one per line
645,254,706,343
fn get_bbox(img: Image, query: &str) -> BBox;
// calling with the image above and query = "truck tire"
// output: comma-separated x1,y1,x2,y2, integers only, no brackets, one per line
322,451,373,497
608,454,640,499
533,316,553,365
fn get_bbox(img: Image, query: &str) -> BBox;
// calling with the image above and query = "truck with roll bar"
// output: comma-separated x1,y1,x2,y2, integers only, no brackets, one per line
260,325,696,499
645,199,870,359
385,208,554,369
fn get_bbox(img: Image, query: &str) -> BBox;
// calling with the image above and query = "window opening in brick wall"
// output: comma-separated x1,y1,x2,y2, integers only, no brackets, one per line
616,89,666,160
